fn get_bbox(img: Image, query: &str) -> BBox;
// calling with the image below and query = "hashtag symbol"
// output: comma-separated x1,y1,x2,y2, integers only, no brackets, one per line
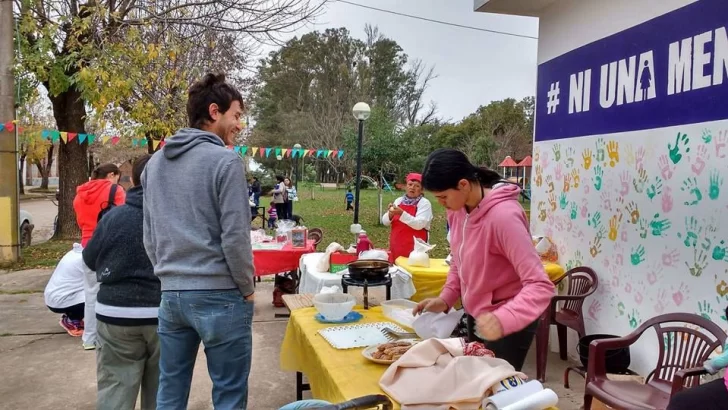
546,81,560,114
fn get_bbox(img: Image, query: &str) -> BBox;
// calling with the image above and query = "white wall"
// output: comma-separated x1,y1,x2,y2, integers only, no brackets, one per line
531,0,728,374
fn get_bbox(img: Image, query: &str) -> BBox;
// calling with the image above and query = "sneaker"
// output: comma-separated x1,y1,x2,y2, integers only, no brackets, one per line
59,315,83,337
82,343,96,350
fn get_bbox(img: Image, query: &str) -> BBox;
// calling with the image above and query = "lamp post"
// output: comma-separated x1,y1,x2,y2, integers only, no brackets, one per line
351,102,371,228
293,143,301,189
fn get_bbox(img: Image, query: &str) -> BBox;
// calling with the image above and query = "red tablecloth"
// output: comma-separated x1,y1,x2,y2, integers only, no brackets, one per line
253,240,316,277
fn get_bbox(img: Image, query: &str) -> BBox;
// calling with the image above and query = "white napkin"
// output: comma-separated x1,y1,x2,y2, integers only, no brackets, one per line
412,309,465,339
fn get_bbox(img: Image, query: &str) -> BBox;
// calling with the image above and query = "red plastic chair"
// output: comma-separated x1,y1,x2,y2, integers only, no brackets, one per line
536,266,598,382
584,313,727,410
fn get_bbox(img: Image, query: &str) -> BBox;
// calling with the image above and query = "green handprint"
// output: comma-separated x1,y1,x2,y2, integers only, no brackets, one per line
553,144,562,161
713,240,727,261
668,132,690,164
678,216,703,247
709,170,723,200
593,165,603,191
588,211,602,228
649,213,671,237
574,250,583,266
702,128,712,143
628,309,641,328
596,138,606,162
617,301,625,316
570,202,578,220
631,245,646,266
698,300,716,320
559,193,568,210
681,177,703,205
646,176,663,200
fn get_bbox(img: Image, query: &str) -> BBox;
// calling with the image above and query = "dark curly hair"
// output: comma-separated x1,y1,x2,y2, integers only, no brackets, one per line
187,73,244,129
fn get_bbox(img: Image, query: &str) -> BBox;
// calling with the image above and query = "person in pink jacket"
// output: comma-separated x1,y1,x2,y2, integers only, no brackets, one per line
413,148,555,370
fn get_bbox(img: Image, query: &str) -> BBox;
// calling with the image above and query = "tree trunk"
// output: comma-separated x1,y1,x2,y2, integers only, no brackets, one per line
49,87,88,240
38,144,54,190
18,154,26,195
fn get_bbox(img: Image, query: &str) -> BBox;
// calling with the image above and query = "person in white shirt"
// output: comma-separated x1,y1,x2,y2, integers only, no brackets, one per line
381,172,434,260
44,243,87,337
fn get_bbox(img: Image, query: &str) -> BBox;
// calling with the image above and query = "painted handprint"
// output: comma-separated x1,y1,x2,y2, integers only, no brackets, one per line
638,217,648,239
555,162,563,181
581,198,589,218
658,154,676,180
588,211,602,229
621,228,628,242
541,151,550,168
709,169,723,200
662,248,680,267
537,201,547,222
632,168,648,193
571,169,580,189
649,213,672,237
617,301,626,316
691,144,710,175
681,177,703,205
588,299,601,321
565,146,576,168
654,288,668,314
608,213,622,241
635,146,646,170
716,130,727,158
712,240,728,261
595,137,606,162
624,144,636,167
631,245,646,266
570,202,578,220
548,193,557,212
546,175,555,194
678,216,703,248
661,187,674,213
702,128,713,143
717,279,728,297
625,201,640,224
673,283,689,306
628,309,641,329
534,165,543,187
534,147,540,163
552,143,562,162
589,235,602,257
607,140,619,167
647,262,662,285
668,132,690,165
563,173,571,193
646,176,663,201
559,193,568,210
634,283,644,305
600,190,612,212
593,165,603,191
582,149,593,170
685,248,708,277
698,300,716,320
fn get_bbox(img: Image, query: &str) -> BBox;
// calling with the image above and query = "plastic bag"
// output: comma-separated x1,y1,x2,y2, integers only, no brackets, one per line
359,249,389,261
408,237,435,267
315,242,345,272
412,309,465,339
534,236,558,262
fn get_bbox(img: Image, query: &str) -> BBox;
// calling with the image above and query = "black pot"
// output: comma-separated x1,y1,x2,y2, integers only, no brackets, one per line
347,259,390,281
578,334,631,373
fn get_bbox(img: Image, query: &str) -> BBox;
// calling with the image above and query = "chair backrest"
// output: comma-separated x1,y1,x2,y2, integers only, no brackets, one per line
308,228,323,247
644,313,727,387
562,267,599,313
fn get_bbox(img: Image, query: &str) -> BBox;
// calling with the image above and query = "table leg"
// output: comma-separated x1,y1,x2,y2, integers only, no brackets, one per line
386,283,391,301
296,372,310,400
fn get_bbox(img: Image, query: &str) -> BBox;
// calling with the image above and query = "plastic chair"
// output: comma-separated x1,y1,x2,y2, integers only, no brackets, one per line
536,266,598,382
583,313,727,410
319,395,392,410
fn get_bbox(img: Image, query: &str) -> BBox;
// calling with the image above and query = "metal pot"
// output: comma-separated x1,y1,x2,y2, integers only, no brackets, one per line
347,259,390,281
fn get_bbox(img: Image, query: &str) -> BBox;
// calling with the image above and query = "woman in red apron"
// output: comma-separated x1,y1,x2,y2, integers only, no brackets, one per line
382,173,434,261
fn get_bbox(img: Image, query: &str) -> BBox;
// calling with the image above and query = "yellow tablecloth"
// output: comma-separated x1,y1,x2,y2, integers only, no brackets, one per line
395,257,449,302
395,257,567,302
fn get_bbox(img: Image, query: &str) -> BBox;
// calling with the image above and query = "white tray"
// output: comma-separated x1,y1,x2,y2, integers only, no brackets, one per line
318,322,406,350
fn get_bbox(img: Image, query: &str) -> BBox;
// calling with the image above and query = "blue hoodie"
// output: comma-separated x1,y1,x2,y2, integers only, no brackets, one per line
142,128,254,296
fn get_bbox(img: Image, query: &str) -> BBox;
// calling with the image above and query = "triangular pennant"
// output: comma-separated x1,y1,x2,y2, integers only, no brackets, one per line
265,148,272,157
0,123,4,132
132,139,139,147
59,132,68,143
241,146,248,156
317,150,323,158
282,148,289,157
338,150,344,159
160,140,166,148
41,130,50,140
111,136,120,145
78,133,87,144
51,131,60,142
67,132,78,141
275,148,282,157
308,149,315,157
234,146,241,153
4,122,15,132
252,147,259,156
290,149,296,158
152,139,161,151
332,150,339,158
140,138,148,147
102,135,111,145
87,134,95,144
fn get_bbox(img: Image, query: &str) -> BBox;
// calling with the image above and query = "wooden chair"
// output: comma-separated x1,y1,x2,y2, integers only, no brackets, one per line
536,266,598,382
319,395,392,410
584,313,727,410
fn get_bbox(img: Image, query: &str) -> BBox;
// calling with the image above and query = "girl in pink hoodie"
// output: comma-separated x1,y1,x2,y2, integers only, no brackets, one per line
413,148,554,370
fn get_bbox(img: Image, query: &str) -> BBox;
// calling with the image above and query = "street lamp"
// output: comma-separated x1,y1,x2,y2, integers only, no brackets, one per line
351,102,371,228
293,143,302,189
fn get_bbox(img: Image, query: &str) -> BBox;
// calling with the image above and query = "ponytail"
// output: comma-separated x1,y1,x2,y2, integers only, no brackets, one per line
474,167,502,188
422,148,504,191
92,163,120,180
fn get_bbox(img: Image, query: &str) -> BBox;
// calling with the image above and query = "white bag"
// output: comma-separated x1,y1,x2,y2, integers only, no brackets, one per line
412,309,465,339
315,242,345,272
408,237,435,267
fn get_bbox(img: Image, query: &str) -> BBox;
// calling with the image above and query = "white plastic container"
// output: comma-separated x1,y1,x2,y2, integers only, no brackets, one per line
313,293,356,321
381,299,418,328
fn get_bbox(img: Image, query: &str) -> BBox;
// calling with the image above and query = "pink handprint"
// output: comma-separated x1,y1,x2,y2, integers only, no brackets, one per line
602,257,610,268
624,282,632,294
691,145,709,175
621,229,628,242
544,225,554,239
658,154,675,180
584,182,591,194
600,190,612,211
588,299,602,321
555,163,563,181
541,151,550,168
672,283,689,306
662,248,679,267
635,146,646,170
581,198,589,218
634,291,643,305
654,289,667,314
619,171,631,196
661,187,673,213
646,263,661,285
614,243,624,266
716,130,727,158
566,220,573,232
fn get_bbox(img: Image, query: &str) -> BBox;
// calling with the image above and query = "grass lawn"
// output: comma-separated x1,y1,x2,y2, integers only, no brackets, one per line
2,239,76,271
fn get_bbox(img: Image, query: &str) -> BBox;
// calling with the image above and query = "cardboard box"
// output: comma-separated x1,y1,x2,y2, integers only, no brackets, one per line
329,252,358,273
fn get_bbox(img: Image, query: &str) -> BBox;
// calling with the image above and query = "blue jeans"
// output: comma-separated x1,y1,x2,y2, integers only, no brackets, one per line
157,290,254,410
279,400,331,410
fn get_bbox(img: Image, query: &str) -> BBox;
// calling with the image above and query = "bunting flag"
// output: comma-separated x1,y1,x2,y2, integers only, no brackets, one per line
5,121,15,132
265,147,272,158
111,136,121,145
317,150,323,158
0,123,4,132
338,150,345,159
240,146,248,156
281,148,288,157
275,148,282,157
140,138,148,147
67,132,77,142
252,147,259,156
152,139,161,151
132,139,139,147
78,133,87,144
102,135,111,145
88,134,96,144
41,130,50,139
160,140,166,148
59,132,68,143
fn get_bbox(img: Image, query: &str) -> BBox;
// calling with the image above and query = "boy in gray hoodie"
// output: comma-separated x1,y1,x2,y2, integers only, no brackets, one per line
142,73,254,410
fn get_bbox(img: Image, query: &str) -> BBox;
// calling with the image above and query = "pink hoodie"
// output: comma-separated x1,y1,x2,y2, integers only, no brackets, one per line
440,184,554,337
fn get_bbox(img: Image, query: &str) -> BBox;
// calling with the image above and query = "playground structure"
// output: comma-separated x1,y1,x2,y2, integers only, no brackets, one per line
499,155,532,201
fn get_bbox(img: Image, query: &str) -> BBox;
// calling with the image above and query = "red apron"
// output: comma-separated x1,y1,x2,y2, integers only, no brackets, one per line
390,202,429,261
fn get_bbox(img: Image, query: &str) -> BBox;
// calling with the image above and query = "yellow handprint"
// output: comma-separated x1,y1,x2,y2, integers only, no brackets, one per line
548,193,557,212
624,144,635,167
608,213,623,241
534,165,543,187
625,201,640,224
582,149,593,170
538,201,547,222
571,169,580,188
534,148,540,163
607,141,619,167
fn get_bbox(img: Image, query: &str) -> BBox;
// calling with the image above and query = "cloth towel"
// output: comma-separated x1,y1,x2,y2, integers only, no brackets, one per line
379,338,525,410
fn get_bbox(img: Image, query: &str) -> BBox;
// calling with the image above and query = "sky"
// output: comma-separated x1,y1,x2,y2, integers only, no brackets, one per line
272,0,540,122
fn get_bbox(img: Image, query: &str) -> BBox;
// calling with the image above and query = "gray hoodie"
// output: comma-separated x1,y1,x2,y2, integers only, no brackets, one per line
142,128,254,297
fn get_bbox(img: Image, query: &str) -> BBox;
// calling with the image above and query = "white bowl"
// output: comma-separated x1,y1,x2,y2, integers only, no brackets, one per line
313,293,356,321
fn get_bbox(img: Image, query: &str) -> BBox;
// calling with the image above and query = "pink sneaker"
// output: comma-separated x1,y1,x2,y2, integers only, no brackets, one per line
59,315,83,337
